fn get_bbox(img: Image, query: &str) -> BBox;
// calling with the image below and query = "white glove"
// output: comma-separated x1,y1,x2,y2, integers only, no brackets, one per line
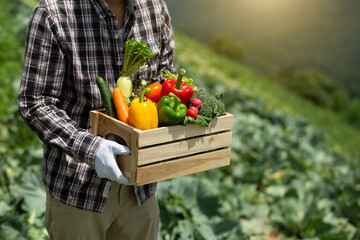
94,139,132,185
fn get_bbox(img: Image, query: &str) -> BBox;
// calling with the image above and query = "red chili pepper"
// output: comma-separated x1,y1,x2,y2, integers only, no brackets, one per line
186,108,198,119
160,68,194,105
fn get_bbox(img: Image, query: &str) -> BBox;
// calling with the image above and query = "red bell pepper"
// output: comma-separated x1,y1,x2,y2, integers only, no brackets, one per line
160,68,194,105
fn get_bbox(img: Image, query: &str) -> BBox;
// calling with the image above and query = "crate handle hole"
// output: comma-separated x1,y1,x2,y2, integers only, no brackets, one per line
105,134,128,147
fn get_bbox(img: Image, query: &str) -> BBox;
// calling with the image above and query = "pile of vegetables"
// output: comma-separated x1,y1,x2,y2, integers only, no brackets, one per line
97,39,226,130
117,39,157,98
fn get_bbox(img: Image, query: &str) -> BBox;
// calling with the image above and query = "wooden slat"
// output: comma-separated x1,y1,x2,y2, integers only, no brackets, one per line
137,131,232,166
135,148,231,186
136,113,233,147
96,111,134,136
116,155,132,180
130,131,139,182
96,111,134,148
89,111,100,135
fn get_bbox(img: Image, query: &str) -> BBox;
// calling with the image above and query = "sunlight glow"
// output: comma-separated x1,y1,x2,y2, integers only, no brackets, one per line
243,0,302,13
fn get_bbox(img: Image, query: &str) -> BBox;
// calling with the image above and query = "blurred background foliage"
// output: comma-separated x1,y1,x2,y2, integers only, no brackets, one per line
210,34,245,62
270,67,349,111
1,0,359,239
167,0,360,130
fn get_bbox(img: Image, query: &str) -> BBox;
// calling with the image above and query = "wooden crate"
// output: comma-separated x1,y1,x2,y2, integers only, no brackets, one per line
90,110,233,186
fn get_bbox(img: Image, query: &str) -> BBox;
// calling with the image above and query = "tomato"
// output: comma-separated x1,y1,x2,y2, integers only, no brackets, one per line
145,82,162,103
186,108,198,119
189,106,199,113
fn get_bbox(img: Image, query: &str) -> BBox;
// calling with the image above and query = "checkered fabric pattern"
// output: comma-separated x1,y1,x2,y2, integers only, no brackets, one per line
17,0,175,212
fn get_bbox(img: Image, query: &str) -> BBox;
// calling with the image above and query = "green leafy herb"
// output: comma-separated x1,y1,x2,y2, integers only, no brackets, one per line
121,39,157,76
183,115,212,127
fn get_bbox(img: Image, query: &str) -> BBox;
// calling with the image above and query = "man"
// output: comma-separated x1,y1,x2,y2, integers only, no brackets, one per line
17,0,175,239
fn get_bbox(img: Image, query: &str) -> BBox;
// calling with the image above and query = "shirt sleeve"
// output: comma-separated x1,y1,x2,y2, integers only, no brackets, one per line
159,0,176,74
17,6,103,168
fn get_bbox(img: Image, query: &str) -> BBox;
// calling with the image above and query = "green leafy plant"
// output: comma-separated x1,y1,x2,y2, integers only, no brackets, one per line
117,39,158,97
2,2,360,239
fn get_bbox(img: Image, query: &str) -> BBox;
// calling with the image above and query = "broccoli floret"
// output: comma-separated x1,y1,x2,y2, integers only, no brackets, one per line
190,90,225,118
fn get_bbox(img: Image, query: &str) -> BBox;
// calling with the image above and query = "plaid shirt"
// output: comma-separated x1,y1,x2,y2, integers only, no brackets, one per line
17,0,175,212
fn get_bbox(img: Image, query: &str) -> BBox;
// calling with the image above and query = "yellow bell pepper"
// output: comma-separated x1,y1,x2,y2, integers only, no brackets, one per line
128,88,158,130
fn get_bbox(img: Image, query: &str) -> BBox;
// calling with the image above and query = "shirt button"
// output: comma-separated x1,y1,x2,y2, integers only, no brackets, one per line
114,34,119,40
117,60,122,66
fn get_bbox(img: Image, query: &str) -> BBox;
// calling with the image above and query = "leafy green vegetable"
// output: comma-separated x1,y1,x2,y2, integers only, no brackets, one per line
190,90,225,118
121,38,157,76
2,2,360,239
157,177,248,240
183,115,211,127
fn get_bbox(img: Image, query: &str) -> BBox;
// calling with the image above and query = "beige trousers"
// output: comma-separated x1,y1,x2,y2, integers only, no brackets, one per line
45,183,159,240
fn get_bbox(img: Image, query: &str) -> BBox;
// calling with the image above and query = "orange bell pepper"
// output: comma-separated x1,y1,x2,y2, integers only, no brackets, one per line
144,82,162,103
128,87,158,130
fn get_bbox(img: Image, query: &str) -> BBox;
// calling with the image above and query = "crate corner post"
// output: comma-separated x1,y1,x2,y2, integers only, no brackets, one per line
89,110,100,136
131,130,140,185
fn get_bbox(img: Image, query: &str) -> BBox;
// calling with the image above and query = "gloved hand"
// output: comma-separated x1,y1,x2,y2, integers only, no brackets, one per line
94,139,132,185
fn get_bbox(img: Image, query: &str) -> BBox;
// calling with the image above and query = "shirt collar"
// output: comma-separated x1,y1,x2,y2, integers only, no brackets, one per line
89,0,138,18
127,0,138,15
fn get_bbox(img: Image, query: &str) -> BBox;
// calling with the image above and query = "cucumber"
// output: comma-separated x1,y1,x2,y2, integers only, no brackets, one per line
96,77,126,146
96,76,117,118
96,76,127,146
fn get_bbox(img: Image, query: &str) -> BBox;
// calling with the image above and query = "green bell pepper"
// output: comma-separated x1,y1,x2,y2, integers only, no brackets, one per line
157,92,187,126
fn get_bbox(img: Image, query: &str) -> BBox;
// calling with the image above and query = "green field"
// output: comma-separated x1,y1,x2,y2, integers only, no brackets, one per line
174,31,360,158
1,2,359,239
